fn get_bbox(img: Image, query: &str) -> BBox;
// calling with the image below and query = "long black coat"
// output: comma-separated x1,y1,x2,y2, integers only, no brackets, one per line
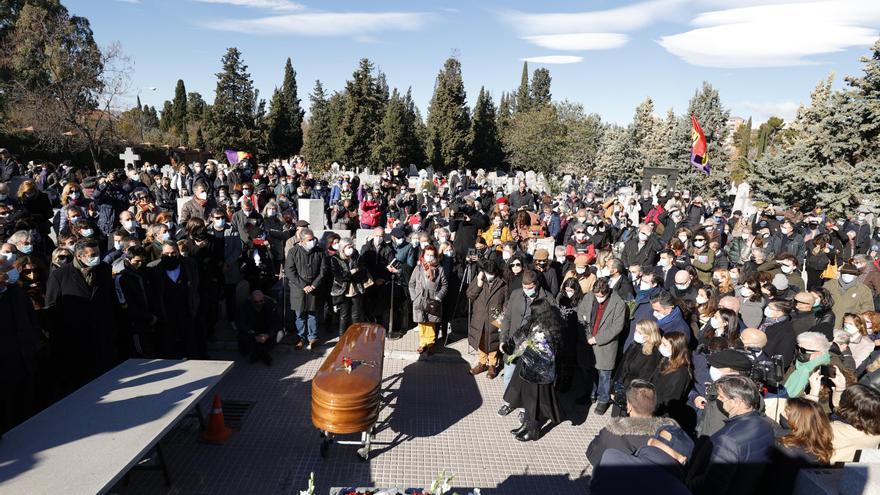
466,276,508,353
0,284,39,379
284,244,328,312
45,262,119,381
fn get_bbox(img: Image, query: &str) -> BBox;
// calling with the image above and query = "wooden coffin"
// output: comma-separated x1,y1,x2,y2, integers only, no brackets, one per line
312,323,386,435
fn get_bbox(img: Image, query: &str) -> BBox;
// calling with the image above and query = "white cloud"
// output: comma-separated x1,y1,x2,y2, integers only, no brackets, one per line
206,12,434,36
500,0,689,36
522,55,584,64
193,0,304,11
523,33,628,51
659,0,880,68
738,100,801,123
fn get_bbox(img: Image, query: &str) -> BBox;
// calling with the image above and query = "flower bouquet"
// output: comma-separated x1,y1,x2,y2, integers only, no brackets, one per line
489,307,504,329
506,327,556,384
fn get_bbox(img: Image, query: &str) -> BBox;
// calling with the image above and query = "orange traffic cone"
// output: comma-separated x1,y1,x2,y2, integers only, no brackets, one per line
200,394,232,444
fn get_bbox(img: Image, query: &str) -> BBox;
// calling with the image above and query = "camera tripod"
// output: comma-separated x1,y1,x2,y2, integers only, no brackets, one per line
446,259,476,351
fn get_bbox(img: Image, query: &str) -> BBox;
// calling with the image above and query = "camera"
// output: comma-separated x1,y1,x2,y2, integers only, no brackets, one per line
387,259,402,271
466,248,477,263
705,381,718,401
749,354,785,386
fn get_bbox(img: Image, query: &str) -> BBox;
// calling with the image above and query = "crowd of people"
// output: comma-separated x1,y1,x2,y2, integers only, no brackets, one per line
2,146,880,493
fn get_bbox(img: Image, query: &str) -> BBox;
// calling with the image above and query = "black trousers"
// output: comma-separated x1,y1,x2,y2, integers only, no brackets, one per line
336,295,364,335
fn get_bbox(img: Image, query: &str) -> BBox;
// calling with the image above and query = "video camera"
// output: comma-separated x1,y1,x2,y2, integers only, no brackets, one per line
749,354,785,387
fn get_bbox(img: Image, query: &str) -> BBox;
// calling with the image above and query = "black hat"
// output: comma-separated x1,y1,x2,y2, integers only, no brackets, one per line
390,227,406,239
707,349,752,373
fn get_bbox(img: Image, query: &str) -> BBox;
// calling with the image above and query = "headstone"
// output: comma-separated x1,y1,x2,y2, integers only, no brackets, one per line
177,196,190,220
535,237,556,257
161,164,175,178
298,198,325,230
733,182,752,216
330,162,341,172
525,170,537,188
354,229,376,252
119,147,140,168
407,177,420,190
407,164,419,177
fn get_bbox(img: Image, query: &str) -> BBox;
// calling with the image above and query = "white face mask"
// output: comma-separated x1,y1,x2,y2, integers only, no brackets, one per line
657,259,669,268
841,274,857,284
266,209,276,217
424,254,435,263
781,265,794,274
124,220,137,230
343,247,354,256
638,232,649,241
678,235,688,243
502,251,512,261
197,191,208,200
575,266,587,275
844,324,860,335
653,310,667,321
710,317,723,330
85,256,100,267
214,218,226,229
675,283,690,291
709,366,724,382
331,242,340,251
523,287,537,298
303,240,316,251
639,280,653,291
485,273,496,282
565,289,576,299
595,294,607,304
420,241,430,249
81,228,94,237
659,345,672,358
764,306,775,318
695,295,708,305
740,287,753,298
633,332,646,344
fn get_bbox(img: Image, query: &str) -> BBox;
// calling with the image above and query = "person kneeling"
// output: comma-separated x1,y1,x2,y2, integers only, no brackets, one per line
236,290,279,365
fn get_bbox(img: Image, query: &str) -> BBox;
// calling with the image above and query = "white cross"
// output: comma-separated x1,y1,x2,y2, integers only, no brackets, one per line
119,147,140,168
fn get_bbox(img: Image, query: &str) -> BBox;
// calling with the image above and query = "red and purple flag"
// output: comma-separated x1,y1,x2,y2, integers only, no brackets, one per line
690,114,710,174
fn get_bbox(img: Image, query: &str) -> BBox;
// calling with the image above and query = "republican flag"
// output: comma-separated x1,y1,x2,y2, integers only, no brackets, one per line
224,149,252,165
690,114,710,174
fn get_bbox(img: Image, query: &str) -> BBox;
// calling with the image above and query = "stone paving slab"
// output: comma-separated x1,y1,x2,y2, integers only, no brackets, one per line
120,326,610,495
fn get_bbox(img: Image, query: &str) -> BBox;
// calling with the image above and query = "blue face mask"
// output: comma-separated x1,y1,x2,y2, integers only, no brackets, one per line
20,244,33,254
5,267,19,284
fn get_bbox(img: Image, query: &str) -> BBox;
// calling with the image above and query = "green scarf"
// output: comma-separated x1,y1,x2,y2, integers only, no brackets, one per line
784,352,830,398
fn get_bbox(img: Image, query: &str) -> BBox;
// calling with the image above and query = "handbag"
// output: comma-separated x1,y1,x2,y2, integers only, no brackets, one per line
423,298,442,317
821,260,838,280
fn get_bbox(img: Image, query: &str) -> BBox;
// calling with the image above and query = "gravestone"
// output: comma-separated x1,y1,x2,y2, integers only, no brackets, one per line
733,182,752,216
407,163,419,177
119,147,140,169
354,229,378,252
641,167,679,192
161,164,175,178
298,198,325,230
177,196,190,220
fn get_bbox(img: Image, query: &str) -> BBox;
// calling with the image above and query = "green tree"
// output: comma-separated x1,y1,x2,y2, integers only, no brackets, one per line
171,79,188,145
531,68,552,107
374,89,411,166
195,126,206,150
401,88,427,166
754,116,784,159
204,47,258,155
515,61,531,113
302,80,334,166
159,100,173,132
557,101,603,175
596,124,629,181
266,87,291,158
502,104,566,174
2,1,130,170
327,90,348,162
625,97,657,181
426,57,470,171
341,58,384,168
497,92,513,138
186,91,207,122
469,87,503,169
279,57,305,155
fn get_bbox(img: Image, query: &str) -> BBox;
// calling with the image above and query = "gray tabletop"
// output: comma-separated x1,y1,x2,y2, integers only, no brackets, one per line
0,358,233,495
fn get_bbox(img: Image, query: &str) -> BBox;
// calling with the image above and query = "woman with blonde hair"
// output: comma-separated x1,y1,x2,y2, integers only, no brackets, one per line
480,211,513,250
615,320,663,389
712,268,736,297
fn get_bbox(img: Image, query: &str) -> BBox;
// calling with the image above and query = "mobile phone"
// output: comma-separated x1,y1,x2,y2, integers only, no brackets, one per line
467,248,476,258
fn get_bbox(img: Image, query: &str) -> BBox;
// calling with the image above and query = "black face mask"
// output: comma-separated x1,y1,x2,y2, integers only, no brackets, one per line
778,414,792,430
160,255,180,270
796,348,811,363
717,399,730,418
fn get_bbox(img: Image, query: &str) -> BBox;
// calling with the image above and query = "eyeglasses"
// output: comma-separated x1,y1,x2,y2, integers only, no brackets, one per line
510,262,522,267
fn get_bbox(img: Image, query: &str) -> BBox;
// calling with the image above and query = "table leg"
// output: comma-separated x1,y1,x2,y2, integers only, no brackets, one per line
156,442,172,486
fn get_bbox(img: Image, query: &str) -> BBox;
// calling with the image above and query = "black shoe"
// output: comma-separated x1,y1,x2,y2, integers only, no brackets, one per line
575,394,591,405
510,423,528,436
497,404,513,417
594,401,610,416
516,427,541,442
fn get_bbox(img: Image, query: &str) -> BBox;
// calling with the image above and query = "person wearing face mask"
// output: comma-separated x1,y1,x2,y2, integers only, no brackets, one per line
465,260,508,379
408,245,447,355
112,245,157,358
852,254,880,306
670,269,699,303
691,349,754,439
823,263,873,330
659,208,686,245
840,313,874,369
650,291,692,343
179,181,216,224
574,279,627,414
480,212,512,250
285,229,328,351
328,238,368,337
650,332,692,426
45,238,119,397
689,231,715,286
622,224,661,269
778,220,806,266
685,375,774,495
262,200,294,276
563,253,597,295
565,224,597,262
146,241,202,359
615,320,664,413
0,258,40,435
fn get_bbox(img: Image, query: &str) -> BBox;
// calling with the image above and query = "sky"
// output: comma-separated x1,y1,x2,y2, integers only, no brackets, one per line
66,0,880,125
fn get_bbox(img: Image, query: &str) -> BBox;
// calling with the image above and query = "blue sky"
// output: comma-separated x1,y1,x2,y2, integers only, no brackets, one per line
68,0,880,125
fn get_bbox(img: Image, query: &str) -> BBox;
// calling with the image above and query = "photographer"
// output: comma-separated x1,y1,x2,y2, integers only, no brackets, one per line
692,349,754,438
449,198,488,259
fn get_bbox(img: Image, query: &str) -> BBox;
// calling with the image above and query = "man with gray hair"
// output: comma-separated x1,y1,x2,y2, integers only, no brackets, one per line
686,375,774,495
284,228,328,350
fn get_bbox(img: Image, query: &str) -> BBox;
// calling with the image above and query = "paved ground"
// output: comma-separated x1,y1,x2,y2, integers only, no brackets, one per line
119,323,611,495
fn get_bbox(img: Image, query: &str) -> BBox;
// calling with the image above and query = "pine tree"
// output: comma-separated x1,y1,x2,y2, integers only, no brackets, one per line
280,57,305,155
558,101,603,175
266,87,291,158
204,47,258,154
402,88,427,166
754,116,784,159
171,79,188,145
302,80,335,166
502,104,565,174
531,68,552,108
195,126,206,150
497,92,513,137
187,91,207,122
469,87,503,169
374,89,409,166
327,90,348,163
596,124,629,180
426,57,470,171
625,97,656,181
341,58,384,168
515,61,531,114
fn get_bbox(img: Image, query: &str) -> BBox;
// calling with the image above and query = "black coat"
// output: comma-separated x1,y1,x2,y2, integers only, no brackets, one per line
651,364,691,419
615,343,663,386
115,263,156,335
764,318,797,368
621,235,661,268
586,416,678,468
284,245,328,312
45,262,119,379
466,276,508,353
0,284,40,378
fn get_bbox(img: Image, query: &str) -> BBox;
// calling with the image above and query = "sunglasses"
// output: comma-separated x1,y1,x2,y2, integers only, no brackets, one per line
510,262,522,267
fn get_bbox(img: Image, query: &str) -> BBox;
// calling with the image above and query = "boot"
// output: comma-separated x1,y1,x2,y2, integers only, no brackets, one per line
510,421,528,436
516,421,541,442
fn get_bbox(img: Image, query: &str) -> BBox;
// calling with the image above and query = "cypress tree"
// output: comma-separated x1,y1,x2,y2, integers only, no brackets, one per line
426,57,471,171
341,58,383,168
402,88,427,166
280,57,305,155
625,97,656,180
266,87,291,158
159,100,173,133
374,89,409,166
515,61,531,113
302,80,335,167
204,47,258,154
469,86,503,169
171,79,188,145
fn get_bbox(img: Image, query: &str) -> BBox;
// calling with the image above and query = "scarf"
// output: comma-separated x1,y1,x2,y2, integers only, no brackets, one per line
73,257,97,287
759,314,788,333
839,277,857,291
784,352,830,398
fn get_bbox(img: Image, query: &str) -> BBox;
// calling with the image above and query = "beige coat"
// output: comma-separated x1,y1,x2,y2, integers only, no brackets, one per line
831,420,880,463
